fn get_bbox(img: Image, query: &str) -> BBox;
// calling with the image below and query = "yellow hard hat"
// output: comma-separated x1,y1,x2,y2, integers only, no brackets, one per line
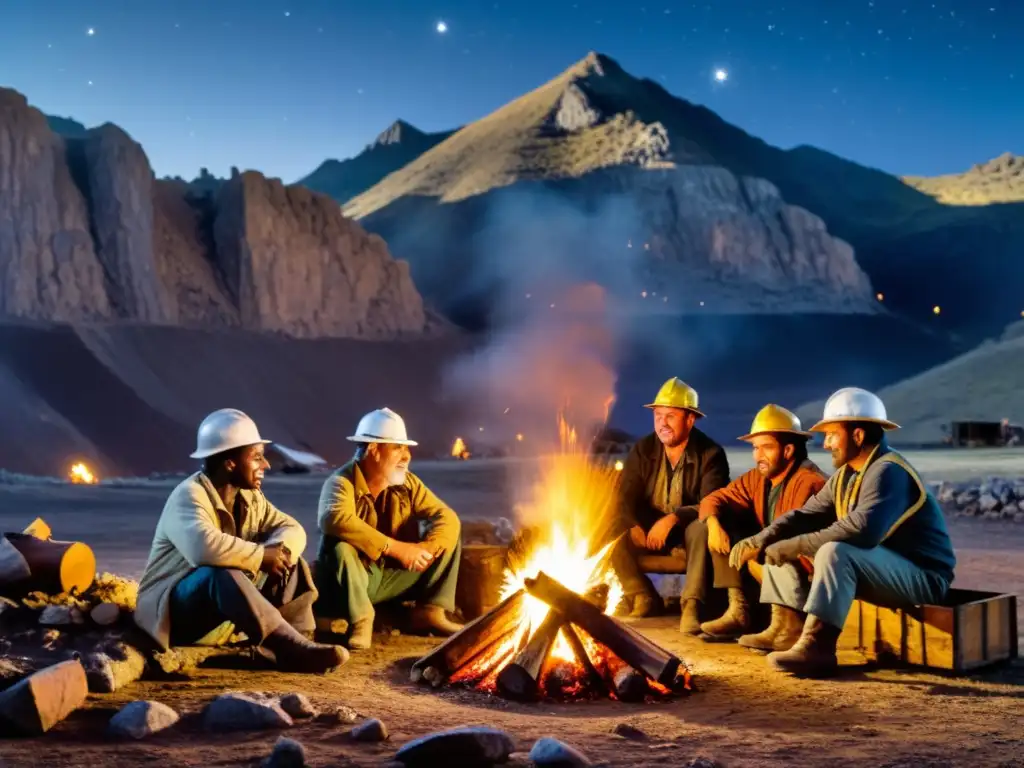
738,404,812,442
644,377,704,418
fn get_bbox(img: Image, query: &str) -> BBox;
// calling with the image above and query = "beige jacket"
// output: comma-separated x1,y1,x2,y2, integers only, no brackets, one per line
317,460,461,561
134,472,306,650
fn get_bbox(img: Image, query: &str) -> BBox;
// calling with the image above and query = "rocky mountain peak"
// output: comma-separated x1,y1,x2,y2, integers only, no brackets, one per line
371,119,427,148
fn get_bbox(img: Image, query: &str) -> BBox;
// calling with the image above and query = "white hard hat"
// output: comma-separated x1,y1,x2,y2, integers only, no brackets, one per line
347,407,418,446
809,387,900,432
190,408,271,459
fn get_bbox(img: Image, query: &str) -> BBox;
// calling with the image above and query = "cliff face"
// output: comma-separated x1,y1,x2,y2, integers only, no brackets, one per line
903,153,1024,206
0,88,431,339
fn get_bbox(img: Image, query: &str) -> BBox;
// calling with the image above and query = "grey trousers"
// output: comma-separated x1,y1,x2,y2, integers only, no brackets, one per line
169,565,315,646
760,541,950,629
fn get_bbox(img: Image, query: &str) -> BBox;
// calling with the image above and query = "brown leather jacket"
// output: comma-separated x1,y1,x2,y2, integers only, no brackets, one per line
698,458,827,528
616,429,730,532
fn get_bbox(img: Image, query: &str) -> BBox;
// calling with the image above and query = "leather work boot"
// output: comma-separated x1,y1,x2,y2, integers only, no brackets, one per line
738,604,804,652
612,595,633,617
767,615,841,677
347,617,374,650
699,588,751,641
679,599,701,635
630,592,661,618
409,605,464,637
261,622,350,673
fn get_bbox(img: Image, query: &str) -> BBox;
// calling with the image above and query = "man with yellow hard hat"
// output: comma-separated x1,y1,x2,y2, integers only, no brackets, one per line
729,387,956,677
613,377,730,629
694,404,827,645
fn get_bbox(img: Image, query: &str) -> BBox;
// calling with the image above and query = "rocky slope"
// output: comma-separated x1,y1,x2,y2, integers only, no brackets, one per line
340,53,878,325
0,88,432,338
903,153,1024,205
299,119,455,206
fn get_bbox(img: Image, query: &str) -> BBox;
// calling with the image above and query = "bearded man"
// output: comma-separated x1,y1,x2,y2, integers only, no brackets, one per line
695,405,827,645
313,407,463,650
612,377,730,630
729,388,956,677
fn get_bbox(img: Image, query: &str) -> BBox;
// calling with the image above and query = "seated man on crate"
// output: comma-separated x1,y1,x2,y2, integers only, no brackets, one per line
729,388,957,678
696,404,827,645
134,409,349,674
611,377,730,630
313,407,463,650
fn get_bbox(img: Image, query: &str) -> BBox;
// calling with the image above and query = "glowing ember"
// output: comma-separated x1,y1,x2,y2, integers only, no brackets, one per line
614,460,624,471
69,462,97,484
451,437,470,460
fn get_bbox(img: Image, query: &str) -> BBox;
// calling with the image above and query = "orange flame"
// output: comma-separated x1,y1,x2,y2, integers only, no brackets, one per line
69,462,97,485
450,437,470,460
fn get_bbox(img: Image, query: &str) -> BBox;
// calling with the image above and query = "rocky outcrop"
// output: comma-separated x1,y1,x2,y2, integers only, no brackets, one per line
0,88,431,338
903,153,1024,205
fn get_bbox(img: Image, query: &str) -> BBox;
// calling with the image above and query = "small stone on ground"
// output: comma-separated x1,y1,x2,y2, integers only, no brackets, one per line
279,692,318,719
394,726,516,765
202,692,293,731
108,700,180,739
262,736,306,768
351,717,388,742
529,736,592,766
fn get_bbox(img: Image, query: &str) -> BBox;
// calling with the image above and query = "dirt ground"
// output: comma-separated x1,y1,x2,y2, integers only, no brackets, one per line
0,450,1022,767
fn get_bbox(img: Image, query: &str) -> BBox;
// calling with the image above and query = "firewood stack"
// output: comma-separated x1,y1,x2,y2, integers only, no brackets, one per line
411,571,692,702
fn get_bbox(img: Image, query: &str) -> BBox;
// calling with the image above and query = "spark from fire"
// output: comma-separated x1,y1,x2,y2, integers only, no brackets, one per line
516,433,524,442
451,438,470,459
614,460,624,471
933,305,941,315
69,462,97,484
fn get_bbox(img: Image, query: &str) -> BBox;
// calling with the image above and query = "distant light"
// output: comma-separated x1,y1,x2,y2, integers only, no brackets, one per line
699,301,705,306
641,291,648,298
876,292,884,301
932,305,941,315
714,68,729,82
614,460,624,472
1020,310,1024,318
516,433,524,442
478,426,484,432
436,20,448,33
87,27,95,36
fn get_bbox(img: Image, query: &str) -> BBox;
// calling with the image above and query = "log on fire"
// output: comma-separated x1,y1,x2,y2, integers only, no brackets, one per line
411,589,527,684
524,572,681,686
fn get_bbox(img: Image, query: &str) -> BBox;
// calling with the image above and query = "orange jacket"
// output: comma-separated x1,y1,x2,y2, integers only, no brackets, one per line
698,458,826,528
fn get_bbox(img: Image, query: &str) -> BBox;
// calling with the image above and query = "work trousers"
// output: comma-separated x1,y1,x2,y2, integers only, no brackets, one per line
313,537,461,623
612,509,761,602
760,541,951,629
168,564,316,647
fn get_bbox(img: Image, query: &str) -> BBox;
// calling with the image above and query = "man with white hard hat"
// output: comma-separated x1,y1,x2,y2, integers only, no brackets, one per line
135,409,349,674
313,407,463,650
729,387,956,678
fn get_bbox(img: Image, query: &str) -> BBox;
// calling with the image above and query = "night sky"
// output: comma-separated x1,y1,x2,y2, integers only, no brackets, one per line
3,1,1020,184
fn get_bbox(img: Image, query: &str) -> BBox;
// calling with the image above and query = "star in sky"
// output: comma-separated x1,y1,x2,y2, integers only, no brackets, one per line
86,27,95,36
436,21,448,34
714,68,729,82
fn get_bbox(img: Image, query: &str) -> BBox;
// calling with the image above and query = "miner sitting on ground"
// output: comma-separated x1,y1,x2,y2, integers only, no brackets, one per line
134,409,349,674
729,388,957,678
696,404,826,646
313,407,463,650
611,377,730,631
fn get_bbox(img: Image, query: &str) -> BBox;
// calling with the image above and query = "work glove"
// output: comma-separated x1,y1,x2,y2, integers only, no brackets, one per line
728,536,762,571
763,538,803,566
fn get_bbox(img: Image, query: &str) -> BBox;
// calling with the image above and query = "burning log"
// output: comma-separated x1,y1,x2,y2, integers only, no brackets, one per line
411,589,527,684
524,572,681,686
612,665,649,703
562,623,605,695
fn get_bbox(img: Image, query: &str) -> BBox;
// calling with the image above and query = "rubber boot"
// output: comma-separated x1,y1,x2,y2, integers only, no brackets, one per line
409,605,463,637
679,599,701,635
261,622,350,673
698,588,751,641
766,614,841,677
738,605,804,652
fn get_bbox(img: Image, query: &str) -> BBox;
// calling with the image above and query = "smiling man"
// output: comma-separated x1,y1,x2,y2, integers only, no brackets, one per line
612,378,730,630
695,404,826,645
135,409,349,674
313,407,463,650
729,388,957,677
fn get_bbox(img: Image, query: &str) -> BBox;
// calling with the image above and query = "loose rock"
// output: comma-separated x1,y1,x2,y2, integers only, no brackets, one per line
394,726,516,766
687,759,723,768
0,659,88,735
38,605,75,626
83,643,147,693
108,700,180,739
203,692,293,732
351,717,389,742
279,692,318,719
529,736,591,766
612,722,648,740
333,705,360,724
262,736,306,768
90,603,121,626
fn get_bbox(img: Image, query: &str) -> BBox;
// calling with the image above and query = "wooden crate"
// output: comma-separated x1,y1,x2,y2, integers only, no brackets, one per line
839,588,1019,673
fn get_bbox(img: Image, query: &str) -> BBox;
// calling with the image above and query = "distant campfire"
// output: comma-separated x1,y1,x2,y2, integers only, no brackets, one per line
414,415,691,703
450,437,471,460
68,462,97,485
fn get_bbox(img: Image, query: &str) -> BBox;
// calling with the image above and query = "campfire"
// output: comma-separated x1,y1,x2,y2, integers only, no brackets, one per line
68,462,97,485
451,437,471,460
413,416,691,703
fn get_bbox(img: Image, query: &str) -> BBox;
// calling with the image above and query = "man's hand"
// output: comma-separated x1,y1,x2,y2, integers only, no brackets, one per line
706,516,731,555
388,540,435,573
728,536,761,571
646,515,678,551
629,525,648,549
261,543,292,579
763,539,801,566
